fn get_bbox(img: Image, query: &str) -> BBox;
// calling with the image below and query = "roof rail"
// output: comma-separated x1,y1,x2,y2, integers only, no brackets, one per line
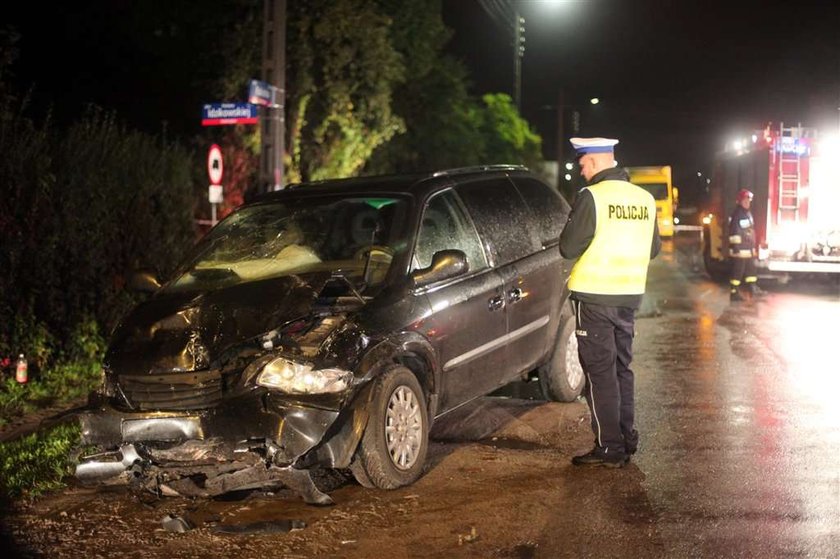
431,164,529,178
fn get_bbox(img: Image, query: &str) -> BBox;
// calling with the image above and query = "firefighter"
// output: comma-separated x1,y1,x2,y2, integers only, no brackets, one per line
728,188,762,301
560,137,661,468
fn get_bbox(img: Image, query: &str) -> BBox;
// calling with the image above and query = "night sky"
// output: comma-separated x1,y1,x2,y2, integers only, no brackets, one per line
6,1,840,205
443,0,840,203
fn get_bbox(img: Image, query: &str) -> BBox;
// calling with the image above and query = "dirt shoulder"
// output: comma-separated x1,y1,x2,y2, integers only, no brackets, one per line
2,394,664,559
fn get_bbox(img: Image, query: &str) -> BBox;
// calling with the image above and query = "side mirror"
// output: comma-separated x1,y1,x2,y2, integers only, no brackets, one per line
411,250,468,288
129,271,162,293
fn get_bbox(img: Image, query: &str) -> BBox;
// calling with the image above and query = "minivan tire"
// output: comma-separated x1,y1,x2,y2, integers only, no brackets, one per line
350,365,429,489
538,313,585,402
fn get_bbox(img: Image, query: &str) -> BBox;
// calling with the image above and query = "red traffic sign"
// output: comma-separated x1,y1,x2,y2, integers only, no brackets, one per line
208,144,223,185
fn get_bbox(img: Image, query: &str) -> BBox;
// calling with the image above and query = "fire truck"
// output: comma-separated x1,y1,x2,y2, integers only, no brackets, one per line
703,123,840,281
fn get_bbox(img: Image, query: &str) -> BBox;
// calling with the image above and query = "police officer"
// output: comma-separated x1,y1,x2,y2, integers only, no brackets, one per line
559,137,661,468
728,188,761,301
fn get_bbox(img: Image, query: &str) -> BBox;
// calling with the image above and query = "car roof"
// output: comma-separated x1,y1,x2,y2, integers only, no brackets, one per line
252,165,532,203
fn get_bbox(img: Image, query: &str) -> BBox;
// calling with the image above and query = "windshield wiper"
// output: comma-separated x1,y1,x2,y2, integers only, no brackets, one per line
189,267,239,281
329,271,366,305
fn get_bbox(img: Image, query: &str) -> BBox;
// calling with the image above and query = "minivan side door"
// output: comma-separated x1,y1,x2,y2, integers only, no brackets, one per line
510,175,572,365
455,177,566,386
410,189,507,412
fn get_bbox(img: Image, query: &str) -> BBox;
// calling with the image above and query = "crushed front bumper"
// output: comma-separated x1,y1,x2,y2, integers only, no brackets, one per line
75,390,368,504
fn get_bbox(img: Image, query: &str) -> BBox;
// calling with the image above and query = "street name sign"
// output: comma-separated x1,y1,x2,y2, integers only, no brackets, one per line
248,79,277,107
202,103,258,126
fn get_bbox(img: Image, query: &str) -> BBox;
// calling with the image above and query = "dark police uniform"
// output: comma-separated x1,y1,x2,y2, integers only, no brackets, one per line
728,203,758,299
560,165,661,466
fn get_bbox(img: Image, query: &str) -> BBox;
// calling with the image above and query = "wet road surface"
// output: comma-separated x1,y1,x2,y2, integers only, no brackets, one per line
3,234,839,558
632,234,840,557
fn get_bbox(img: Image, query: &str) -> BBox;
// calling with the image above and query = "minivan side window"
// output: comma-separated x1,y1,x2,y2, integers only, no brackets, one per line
412,190,488,273
455,179,540,267
512,178,571,245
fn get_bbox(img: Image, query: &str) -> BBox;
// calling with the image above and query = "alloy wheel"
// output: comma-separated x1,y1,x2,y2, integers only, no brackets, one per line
385,385,423,470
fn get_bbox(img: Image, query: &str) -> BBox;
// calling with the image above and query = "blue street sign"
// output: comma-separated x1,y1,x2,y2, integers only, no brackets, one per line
201,103,259,126
248,79,277,107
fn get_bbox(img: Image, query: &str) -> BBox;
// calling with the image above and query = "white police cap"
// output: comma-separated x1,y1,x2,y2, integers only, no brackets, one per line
570,137,619,156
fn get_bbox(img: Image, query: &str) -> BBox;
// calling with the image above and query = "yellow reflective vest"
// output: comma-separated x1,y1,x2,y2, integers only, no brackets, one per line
568,180,658,295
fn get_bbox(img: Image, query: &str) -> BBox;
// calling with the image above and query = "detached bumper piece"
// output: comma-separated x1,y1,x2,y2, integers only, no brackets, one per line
75,440,333,505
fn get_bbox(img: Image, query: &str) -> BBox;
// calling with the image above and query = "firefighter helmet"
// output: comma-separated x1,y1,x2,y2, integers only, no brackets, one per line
736,189,753,203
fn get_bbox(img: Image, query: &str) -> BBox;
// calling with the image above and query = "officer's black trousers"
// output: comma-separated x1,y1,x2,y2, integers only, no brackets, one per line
572,300,637,454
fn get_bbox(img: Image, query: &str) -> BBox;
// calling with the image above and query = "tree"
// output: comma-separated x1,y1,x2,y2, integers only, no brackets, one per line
286,0,405,182
196,0,409,186
0,107,195,359
366,1,542,174
366,0,486,173
479,93,543,169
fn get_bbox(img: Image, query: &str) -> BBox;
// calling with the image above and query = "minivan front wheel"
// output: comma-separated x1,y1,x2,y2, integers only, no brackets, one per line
350,365,429,489
538,314,585,402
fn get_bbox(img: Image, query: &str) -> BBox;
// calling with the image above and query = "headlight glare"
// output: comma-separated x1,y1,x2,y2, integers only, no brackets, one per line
256,358,351,394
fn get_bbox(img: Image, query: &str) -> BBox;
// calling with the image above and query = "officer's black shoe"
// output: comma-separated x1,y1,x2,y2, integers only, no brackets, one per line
571,447,627,468
730,290,745,302
624,433,638,464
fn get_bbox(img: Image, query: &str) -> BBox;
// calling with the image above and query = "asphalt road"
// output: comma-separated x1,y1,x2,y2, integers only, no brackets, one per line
3,234,839,558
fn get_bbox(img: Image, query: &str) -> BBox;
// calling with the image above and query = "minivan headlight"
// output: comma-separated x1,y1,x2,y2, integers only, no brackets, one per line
256,357,352,394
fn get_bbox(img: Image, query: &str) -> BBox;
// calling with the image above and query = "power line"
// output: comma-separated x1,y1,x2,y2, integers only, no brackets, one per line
478,0,515,34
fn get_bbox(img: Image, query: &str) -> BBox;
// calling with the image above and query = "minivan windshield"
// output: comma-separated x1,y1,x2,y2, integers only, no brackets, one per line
166,196,410,293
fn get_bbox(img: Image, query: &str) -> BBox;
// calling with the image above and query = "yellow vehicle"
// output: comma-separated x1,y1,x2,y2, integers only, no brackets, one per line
626,166,678,238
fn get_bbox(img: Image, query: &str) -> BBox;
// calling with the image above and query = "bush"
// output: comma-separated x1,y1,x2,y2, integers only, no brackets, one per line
0,106,196,408
0,420,82,501
0,316,105,426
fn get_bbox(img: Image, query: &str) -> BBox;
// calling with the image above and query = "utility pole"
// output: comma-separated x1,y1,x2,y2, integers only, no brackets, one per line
260,0,286,192
556,88,565,192
479,0,525,111
513,9,525,110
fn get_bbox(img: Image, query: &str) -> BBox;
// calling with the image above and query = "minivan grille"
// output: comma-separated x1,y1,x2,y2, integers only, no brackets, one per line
117,370,234,411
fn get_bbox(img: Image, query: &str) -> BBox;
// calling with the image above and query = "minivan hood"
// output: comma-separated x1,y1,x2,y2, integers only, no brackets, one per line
105,273,334,376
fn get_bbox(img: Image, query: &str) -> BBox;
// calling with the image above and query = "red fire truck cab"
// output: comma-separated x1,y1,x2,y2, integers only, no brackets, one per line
703,123,840,281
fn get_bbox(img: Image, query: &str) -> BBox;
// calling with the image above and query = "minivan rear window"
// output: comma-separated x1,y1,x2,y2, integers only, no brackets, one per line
512,178,570,245
455,179,540,267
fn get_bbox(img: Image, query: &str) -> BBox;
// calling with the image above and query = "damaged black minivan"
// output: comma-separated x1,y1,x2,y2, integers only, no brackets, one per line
76,165,583,504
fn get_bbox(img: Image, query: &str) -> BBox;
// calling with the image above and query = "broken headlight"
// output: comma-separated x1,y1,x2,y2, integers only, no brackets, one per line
256,357,352,394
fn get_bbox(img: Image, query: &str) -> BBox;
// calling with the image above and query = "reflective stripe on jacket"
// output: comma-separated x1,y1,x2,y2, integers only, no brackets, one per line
568,180,658,295
728,205,755,258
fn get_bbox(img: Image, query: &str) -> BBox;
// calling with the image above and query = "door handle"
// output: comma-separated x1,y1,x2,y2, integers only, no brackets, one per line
507,287,523,303
488,295,505,311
